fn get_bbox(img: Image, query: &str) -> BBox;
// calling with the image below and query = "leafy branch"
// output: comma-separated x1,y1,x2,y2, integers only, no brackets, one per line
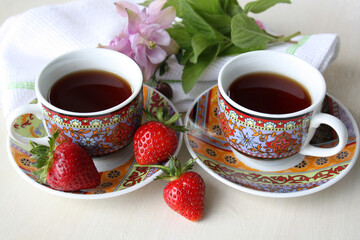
142,0,300,93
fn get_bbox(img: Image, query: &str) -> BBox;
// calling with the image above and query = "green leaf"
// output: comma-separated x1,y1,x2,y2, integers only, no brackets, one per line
182,44,222,93
166,26,191,49
144,108,158,122
32,169,49,184
190,33,218,64
218,45,246,57
186,0,223,14
196,12,232,35
139,0,153,7
231,13,271,49
244,0,291,14
179,0,223,41
219,0,243,17
165,0,182,17
140,0,182,17
169,157,176,176
175,47,194,65
181,158,196,173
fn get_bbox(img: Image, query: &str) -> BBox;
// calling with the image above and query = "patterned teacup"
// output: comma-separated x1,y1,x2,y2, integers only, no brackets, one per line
7,48,143,156
217,51,348,163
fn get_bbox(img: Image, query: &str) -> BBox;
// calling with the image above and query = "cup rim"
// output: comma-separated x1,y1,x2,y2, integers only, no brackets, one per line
218,50,326,118
35,48,143,117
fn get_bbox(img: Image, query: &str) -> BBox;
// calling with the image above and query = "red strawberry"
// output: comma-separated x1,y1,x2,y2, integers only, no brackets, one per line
137,157,205,221
30,130,100,191
133,107,187,165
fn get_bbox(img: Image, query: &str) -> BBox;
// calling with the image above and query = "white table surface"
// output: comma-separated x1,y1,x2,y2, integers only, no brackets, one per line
1,0,360,239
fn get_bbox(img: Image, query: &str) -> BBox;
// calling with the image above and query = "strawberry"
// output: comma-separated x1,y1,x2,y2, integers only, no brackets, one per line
133,107,187,165
30,130,101,191
137,157,205,221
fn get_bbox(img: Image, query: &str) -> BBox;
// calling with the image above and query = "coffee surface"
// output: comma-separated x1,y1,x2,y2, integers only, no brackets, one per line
48,70,132,112
227,72,311,114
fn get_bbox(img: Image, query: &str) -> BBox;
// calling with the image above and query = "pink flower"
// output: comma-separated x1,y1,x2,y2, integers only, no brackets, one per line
255,20,265,30
101,0,178,80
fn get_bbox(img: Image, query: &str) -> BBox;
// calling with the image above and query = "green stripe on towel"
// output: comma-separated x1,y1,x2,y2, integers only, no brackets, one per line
286,35,311,55
8,82,35,90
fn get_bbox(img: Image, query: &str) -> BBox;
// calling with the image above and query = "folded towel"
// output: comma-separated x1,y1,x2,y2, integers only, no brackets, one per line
0,0,340,115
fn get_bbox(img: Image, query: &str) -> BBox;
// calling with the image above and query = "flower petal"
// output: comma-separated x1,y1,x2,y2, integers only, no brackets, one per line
132,38,148,66
126,8,141,34
148,0,167,15
140,23,161,38
146,46,167,64
130,33,147,49
114,1,140,17
110,36,128,49
142,62,157,81
133,44,157,80
149,29,170,46
146,6,176,28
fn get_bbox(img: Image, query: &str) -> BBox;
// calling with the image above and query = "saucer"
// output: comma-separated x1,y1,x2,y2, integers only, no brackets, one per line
184,85,359,198
7,85,183,199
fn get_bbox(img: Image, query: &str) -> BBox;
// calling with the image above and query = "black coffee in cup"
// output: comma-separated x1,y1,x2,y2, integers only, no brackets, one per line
227,72,311,114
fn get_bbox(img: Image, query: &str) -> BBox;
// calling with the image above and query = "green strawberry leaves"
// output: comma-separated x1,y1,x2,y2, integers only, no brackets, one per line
144,106,188,132
30,130,59,183
135,156,196,181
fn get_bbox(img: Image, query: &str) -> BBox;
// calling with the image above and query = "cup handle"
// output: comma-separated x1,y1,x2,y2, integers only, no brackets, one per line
299,113,348,157
7,103,50,145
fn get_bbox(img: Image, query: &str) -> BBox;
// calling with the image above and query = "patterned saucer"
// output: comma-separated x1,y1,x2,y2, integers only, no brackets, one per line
184,85,359,198
7,85,183,199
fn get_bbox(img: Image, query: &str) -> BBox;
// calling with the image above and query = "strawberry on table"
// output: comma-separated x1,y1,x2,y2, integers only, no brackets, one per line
30,130,101,191
137,157,205,221
133,107,187,165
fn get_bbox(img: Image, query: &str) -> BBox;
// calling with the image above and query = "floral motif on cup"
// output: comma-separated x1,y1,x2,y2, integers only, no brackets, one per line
104,122,134,149
69,119,82,126
266,132,298,156
110,115,121,123
89,119,102,126
42,90,143,156
52,115,63,124
217,92,312,159
218,93,312,131
80,137,97,148
264,122,276,129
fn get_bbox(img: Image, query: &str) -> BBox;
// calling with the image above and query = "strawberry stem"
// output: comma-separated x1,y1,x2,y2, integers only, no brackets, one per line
143,106,188,132
135,156,197,181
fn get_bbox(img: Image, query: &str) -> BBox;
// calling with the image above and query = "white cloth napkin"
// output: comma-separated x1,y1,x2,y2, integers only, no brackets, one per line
0,0,340,115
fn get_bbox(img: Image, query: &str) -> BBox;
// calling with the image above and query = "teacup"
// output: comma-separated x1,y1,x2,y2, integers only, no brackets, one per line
7,48,143,156
217,51,348,169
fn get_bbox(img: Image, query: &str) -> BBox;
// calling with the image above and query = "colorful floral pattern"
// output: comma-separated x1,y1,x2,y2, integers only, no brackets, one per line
218,93,312,159
42,91,143,156
9,86,182,198
185,86,358,196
